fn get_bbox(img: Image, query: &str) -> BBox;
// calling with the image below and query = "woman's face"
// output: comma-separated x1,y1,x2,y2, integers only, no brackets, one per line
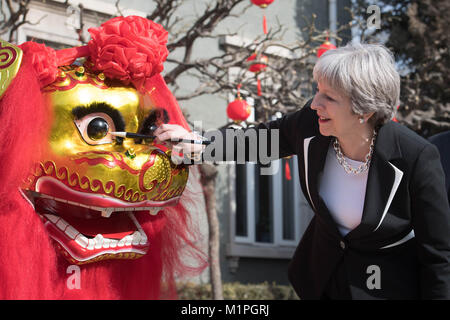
310,80,361,141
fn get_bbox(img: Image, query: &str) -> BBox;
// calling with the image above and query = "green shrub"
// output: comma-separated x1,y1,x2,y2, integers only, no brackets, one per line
177,281,299,300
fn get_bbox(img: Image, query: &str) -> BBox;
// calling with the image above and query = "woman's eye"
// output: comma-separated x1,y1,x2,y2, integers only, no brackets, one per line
87,118,109,140
74,113,116,145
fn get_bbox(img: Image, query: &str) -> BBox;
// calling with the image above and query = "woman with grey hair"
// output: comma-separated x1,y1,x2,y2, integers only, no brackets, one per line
154,42,450,299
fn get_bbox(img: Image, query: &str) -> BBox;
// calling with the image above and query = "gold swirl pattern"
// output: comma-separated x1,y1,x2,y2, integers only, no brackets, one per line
0,42,18,69
42,67,109,93
26,160,187,203
56,243,144,265
114,184,126,198
0,40,23,99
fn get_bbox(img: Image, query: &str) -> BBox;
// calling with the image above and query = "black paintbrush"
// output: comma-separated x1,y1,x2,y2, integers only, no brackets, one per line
110,131,211,145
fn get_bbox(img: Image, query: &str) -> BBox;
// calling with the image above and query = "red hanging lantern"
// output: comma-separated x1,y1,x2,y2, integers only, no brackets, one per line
317,39,337,58
246,53,268,96
250,0,275,34
251,0,274,7
246,53,268,73
227,99,251,122
227,84,251,122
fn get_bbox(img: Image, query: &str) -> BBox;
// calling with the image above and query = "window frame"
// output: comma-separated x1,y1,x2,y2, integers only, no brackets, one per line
227,157,306,259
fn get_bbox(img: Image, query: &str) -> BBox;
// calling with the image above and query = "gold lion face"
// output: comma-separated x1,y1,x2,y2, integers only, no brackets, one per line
23,65,189,264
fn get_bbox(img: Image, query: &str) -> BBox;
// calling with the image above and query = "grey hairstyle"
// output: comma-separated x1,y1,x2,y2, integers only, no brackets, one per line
313,42,400,126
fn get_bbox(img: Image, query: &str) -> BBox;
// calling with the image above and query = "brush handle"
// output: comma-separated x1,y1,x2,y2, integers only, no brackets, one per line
124,132,156,139
170,138,211,145
110,132,211,145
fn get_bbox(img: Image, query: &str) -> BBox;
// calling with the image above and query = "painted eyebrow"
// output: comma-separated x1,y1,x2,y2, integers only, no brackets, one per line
71,102,126,132
139,108,170,135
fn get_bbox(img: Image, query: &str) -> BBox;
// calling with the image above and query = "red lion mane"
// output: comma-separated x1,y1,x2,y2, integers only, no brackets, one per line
0,37,207,300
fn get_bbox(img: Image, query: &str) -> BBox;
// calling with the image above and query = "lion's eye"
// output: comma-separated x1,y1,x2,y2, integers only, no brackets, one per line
87,117,109,140
74,113,116,145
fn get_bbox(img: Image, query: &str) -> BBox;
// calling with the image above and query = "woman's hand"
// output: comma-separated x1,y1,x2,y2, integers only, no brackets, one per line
153,124,205,163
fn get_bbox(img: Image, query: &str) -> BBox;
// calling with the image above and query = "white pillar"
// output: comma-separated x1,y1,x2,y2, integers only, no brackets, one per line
329,0,338,45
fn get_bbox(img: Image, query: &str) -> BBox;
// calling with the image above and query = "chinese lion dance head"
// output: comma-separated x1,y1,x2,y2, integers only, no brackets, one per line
0,16,206,299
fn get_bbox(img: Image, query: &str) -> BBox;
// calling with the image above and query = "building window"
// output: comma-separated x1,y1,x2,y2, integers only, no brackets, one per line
227,92,312,259
254,163,273,243
233,155,308,253
235,163,248,237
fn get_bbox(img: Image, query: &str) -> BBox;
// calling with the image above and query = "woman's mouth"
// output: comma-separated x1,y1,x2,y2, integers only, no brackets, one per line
318,116,331,123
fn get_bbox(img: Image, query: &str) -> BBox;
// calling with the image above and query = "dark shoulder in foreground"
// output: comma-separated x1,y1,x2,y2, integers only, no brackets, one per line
429,130,450,147
378,120,437,158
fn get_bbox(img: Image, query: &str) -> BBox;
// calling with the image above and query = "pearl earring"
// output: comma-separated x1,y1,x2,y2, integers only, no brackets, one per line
359,117,365,124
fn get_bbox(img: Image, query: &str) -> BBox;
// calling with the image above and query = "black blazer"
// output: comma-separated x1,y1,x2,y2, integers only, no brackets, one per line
211,100,450,300
429,131,450,203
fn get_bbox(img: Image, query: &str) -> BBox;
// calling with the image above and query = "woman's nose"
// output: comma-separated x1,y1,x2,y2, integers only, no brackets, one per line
311,95,322,110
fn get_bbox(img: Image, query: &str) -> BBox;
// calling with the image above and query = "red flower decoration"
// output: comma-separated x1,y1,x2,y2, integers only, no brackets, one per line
87,15,169,90
19,42,58,88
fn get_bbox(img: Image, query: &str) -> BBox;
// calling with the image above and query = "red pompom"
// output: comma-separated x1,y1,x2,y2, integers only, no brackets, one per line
18,42,58,88
87,15,169,90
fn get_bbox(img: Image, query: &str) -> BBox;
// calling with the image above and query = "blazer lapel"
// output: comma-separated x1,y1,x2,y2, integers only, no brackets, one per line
346,123,403,240
345,152,395,239
303,135,332,217
302,123,405,240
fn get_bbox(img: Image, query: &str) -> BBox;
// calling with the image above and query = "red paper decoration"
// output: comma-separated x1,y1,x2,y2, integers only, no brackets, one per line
227,84,251,122
246,53,268,73
317,40,337,58
251,0,274,7
227,98,251,122
246,53,268,96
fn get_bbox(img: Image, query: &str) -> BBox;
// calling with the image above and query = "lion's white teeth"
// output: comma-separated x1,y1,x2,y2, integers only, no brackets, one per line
87,238,95,250
123,235,133,246
44,214,59,224
75,234,89,248
102,238,111,249
140,233,148,245
101,208,114,218
117,238,126,247
41,204,152,251
109,239,118,248
131,231,141,245
94,234,104,249
98,206,164,216
65,226,79,240
56,218,69,231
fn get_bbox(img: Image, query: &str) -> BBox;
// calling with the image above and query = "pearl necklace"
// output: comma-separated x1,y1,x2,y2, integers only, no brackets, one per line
333,130,377,175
